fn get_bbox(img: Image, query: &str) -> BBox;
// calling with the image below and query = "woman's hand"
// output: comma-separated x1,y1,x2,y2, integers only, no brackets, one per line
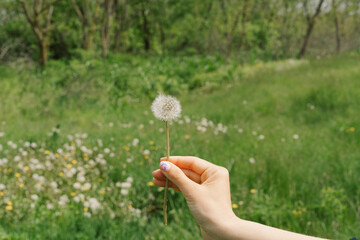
152,156,237,239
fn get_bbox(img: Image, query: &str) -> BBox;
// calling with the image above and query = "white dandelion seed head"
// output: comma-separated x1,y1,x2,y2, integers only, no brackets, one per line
151,94,181,122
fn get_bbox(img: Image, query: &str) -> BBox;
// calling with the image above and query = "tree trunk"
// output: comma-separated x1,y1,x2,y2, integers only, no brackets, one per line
332,0,341,53
226,8,242,56
298,0,325,59
20,0,53,67
239,0,250,50
299,21,315,58
39,41,48,67
82,22,89,49
101,0,112,58
141,6,150,51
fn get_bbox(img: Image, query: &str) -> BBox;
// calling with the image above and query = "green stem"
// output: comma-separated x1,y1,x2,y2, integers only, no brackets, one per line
163,121,170,225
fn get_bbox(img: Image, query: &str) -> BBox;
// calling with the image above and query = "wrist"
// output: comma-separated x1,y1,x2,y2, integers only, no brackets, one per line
201,211,241,240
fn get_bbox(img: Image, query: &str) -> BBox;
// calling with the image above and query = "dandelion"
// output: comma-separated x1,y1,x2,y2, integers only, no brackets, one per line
232,203,239,209
250,189,257,194
147,181,154,187
151,94,181,226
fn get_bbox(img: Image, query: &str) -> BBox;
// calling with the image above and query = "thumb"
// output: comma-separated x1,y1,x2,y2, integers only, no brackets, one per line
160,161,196,194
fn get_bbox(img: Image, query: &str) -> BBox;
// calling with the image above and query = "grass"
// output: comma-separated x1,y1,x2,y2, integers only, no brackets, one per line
0,52,359,239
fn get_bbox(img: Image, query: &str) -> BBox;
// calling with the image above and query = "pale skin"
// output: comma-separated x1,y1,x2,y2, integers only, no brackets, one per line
152,156,329,240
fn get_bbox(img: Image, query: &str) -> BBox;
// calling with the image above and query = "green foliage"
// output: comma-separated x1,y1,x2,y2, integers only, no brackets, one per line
0,53,359,239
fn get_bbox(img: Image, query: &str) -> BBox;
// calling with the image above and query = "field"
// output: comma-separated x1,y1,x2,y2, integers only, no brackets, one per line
0,52,359,239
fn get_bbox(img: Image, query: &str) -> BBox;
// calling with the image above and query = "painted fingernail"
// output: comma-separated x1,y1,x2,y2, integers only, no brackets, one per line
160,161,171,172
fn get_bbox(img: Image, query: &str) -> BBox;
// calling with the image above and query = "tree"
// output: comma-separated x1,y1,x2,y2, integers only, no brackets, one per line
113,0,128,52
332,0,341,53
101,0,112,57
298,0,325,58
70,0,101,50
19,0,55,66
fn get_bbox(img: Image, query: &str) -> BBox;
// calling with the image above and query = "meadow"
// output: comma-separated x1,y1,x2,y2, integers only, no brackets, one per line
0,52,359,239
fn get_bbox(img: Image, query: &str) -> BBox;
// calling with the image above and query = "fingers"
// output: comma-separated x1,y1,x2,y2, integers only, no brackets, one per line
152,169,201,184
153,177,181,192
160,156,214,175
158,161,197,195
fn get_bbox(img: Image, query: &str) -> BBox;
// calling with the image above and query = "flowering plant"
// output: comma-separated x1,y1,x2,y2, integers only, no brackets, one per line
151,94,181,225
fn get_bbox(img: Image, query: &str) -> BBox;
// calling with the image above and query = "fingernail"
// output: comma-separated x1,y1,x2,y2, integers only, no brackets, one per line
160,161,171,172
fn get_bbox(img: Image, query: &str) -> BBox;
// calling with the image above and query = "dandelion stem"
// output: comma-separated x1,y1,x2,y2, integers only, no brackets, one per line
163,121,170,225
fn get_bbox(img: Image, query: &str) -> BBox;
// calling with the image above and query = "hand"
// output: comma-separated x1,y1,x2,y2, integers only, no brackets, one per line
152,156,237,239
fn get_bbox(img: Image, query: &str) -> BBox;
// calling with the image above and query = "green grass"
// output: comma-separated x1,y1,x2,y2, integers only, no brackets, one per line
0,52,359,239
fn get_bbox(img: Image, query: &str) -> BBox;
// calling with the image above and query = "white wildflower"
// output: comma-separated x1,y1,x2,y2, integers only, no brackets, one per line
121,189,129,195
73,182,82,189
293,134,299,140
132,138,139,147
31,194,39,201
46,203,54,210
151,94,181,122
249,158,256,164
88,198,102,212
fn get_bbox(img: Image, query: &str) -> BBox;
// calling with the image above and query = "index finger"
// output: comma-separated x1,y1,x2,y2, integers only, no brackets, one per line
160,156,215,175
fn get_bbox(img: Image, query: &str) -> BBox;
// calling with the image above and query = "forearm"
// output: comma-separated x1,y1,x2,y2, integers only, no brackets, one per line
203,215,329,240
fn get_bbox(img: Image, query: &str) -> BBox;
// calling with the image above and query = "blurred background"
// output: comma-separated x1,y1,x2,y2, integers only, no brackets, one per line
0,0,360,239
1,0,360,65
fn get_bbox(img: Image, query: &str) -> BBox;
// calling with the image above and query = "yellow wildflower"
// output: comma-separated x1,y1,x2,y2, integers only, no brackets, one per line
5,205,13,211
122,146,130,151
24,166,30,171
84,207,88,212
7,201,12,205
0,192,4,197
149,141,154,145
250,189,257,194
72,160,78,165
147,181,154,187
70,192,77,197
184,134,190,139
232,203,239,209
15,173,21,178
98,178,103,182
99,190,105,195
128,204,133,209
44,150,50,155
59,172,64,177
19,183,24,188
54,153,59,158
64,155,69,160
67,163,72,169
